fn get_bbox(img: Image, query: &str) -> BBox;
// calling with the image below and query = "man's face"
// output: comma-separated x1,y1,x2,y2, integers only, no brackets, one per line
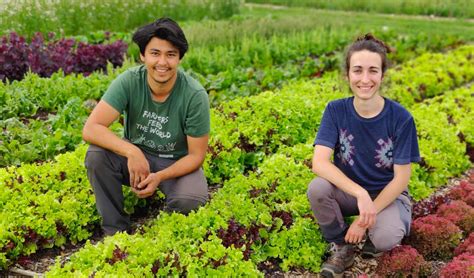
140,37,180,86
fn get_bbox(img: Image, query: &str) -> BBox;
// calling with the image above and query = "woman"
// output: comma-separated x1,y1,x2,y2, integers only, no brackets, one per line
307,34,420,277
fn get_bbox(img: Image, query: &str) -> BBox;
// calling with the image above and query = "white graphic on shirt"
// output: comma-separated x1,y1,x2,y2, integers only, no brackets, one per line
375,138,393,168
134,134,146,144
132,110,176,153
337,129,355,166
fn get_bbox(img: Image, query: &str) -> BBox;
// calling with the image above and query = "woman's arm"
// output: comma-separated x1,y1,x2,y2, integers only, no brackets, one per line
373,163,411,213
312,145,377,228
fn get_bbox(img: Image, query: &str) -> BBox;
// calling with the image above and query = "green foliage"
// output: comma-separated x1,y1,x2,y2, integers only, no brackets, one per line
2,45,473,272
46,144,324,276
0,0,241,39
204,75,346,184
385,45,474,107
409,104,471,200
246,0,474,18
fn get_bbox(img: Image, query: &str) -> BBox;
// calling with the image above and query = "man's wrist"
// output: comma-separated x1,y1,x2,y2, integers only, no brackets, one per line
125,144,141,159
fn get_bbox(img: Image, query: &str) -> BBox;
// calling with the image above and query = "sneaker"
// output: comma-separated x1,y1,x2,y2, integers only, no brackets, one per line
320,242,356,278
361,238,383,259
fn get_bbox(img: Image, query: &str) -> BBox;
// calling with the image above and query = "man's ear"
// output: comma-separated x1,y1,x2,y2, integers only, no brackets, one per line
139,53,145,63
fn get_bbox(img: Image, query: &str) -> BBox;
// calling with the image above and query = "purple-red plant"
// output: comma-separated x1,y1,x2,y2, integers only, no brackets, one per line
0,32,127,82
406,215,462,260
439,253,474,278
412,193,451,219
0,32,29,81
454,232,474,256
216,219,262,260
449,180,474,207
375,245,431,277
436,200,474,234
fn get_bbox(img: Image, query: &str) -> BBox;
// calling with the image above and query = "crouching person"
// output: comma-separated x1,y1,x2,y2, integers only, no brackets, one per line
82,18,210,236
306,34,420,277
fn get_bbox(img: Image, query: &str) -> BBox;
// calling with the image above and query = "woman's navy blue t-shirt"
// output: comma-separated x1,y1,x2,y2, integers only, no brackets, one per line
314,97,420,193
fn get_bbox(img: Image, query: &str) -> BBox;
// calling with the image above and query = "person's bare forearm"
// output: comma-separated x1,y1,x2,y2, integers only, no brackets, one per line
82,123,140,158
373,164,411,213
313,160,368,199
156,152,204,181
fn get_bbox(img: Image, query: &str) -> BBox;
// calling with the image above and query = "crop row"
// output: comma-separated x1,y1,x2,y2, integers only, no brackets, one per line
45,84,473,276
1,32,128,82
2,27,469,116
0,0,241,39
247,0,474,18
1,52,472,269
1,45,472,167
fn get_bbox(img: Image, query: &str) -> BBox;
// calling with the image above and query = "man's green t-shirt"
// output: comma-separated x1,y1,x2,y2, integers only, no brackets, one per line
102,65,210,160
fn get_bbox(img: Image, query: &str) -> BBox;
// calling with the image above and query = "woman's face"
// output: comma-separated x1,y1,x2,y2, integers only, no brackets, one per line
347,50,383,101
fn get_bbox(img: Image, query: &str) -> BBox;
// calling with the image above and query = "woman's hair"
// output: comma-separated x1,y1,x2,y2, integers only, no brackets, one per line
344,33,393,76
132,17,188,59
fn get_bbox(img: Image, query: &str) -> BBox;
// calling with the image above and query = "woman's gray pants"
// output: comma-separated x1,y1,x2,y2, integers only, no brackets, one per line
307,177,412,251
85,144,208,235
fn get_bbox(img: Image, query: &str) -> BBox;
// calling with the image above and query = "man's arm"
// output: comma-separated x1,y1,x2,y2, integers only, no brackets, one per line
82,100,150,187
133,134,209,198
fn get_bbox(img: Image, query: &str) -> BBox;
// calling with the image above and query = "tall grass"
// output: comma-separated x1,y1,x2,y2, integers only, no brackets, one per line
0,0,241,39
246,0,474,18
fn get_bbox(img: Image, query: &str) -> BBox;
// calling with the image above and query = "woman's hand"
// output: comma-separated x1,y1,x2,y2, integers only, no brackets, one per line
356,192,377,229
345,217,367,244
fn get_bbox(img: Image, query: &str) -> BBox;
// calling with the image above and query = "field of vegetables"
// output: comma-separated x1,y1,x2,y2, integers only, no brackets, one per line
1,0,474,277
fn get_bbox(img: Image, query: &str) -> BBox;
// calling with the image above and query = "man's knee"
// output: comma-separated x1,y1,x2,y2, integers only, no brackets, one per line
166,198,205,215
307,177,334,204
85,146,109,170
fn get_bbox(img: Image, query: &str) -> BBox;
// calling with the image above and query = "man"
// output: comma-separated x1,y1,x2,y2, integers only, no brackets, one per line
82,18,210,235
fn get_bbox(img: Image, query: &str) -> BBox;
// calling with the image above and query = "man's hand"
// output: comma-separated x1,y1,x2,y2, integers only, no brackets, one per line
345,217,367,244
356,191,377,229
127,148,150,188
132,172,161,198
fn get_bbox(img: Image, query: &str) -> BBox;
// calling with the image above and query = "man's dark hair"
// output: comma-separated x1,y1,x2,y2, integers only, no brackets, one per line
132,17,188,59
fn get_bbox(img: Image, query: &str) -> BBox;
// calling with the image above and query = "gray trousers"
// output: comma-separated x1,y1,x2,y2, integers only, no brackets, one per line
85,144,208,234
307,177,411,251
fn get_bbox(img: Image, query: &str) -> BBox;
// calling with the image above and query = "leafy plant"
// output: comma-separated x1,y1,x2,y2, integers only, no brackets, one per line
440,253,474,278
375,245,431,277
406,215,462,260
1,32,127,82
454,232,474,256
436,200,474,234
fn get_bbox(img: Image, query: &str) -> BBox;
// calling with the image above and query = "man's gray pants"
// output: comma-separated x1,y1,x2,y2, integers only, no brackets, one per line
85,144,208,235
307,177,412,251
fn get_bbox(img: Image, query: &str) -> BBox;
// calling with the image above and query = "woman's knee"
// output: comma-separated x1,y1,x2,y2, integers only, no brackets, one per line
307,177,334,202
370,229,405,251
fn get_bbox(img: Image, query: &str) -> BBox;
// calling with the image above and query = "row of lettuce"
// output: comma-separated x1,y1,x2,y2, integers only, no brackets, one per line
1,40,472,167
46,83,473,276
1,47,473,270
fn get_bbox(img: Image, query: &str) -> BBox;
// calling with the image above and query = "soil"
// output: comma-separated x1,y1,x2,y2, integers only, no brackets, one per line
1,168,472,277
